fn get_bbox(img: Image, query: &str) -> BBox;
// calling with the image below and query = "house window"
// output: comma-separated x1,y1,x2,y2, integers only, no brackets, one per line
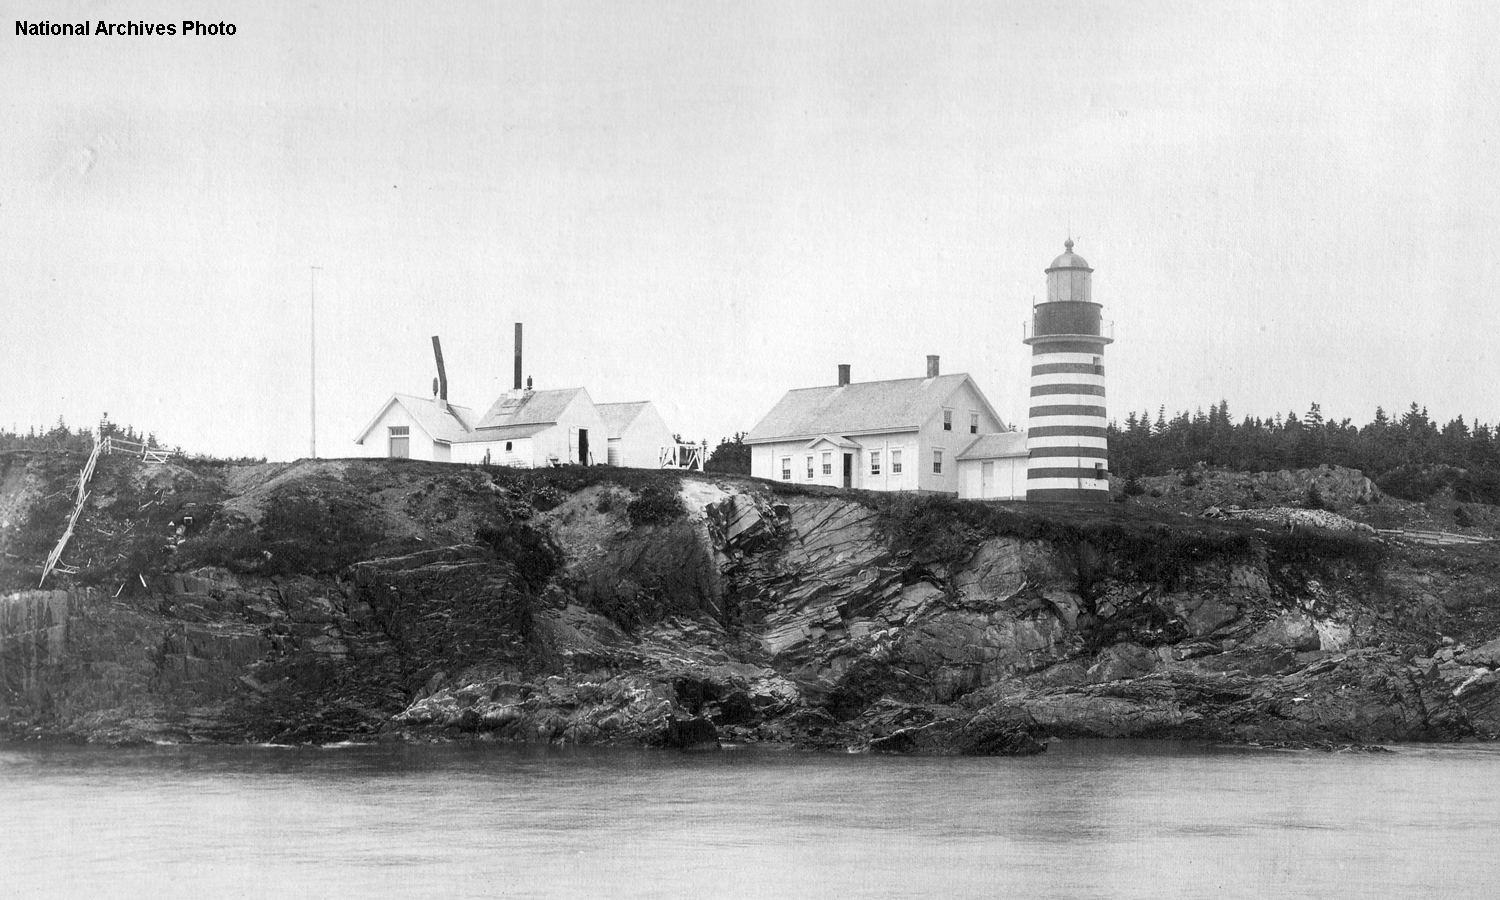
388,426,409,459
870,451,881,476
822,452,832,476
892,450,903,474
781,457,792,481
932,449,943,474
505,441,513,451
805,455,814,479
970,413,979,434
943,410,952,431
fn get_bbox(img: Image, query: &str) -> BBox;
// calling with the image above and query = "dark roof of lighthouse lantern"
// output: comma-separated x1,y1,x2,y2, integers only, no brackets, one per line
1046,237,1093,272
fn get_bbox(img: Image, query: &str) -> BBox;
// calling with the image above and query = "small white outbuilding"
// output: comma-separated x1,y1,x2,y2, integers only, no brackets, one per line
955,432,1029,500
352,387,607,468
596,401,676,468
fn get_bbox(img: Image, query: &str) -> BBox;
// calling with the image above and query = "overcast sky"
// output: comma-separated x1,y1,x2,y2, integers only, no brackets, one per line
4,0,1497,459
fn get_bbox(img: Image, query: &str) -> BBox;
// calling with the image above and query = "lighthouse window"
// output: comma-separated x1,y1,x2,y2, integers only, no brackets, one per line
970,413,979,434
1094,462,1106,480
943,410,953,431
1093,356,1103,375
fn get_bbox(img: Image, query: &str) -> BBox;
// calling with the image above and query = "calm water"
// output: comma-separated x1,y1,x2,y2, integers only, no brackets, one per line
2,739,1496,899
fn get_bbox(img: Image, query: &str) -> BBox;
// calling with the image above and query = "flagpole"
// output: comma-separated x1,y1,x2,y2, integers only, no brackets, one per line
310,266,321,458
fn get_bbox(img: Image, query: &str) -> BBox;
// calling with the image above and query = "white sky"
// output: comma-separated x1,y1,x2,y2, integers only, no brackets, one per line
4,0,1498,459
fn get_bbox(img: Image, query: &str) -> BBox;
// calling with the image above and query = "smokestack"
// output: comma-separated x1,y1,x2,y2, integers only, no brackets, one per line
431,336,448,410
926,355,940,377
514,323,523,391
837,364,851,386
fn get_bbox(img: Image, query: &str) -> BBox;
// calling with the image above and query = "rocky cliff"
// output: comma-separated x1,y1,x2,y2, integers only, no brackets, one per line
4,451,1500,753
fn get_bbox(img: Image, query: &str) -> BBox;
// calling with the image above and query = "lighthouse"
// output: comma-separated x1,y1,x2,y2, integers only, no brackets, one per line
1023,239,1112,501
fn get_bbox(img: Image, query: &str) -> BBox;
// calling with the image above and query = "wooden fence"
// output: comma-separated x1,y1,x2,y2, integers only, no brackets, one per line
1377,528,1495,547
37,438,104,587
102,435,174,463
35,434,178,587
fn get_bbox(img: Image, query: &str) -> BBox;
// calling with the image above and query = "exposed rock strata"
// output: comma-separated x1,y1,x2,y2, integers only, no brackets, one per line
3,454,1499,754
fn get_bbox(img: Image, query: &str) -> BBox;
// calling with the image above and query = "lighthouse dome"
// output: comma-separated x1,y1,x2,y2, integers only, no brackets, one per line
1047,238,1092,272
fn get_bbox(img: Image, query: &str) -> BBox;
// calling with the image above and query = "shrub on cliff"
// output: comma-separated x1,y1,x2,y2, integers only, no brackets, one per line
1261,526,1384,590
626,486,685,526
875,492,985,569
475,521,562,592
255,490,384,575
175,478,383,577
571,520,719,631
873,492,1265,597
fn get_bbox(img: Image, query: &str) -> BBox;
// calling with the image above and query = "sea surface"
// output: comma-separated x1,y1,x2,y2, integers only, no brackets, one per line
2,738,1495,899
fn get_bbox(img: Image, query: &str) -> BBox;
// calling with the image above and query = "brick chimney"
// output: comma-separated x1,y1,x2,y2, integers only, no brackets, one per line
926,355,940,377
837,364,851,386
513,323,523,391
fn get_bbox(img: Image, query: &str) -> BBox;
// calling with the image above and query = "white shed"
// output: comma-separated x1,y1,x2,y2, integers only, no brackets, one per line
596,401,676,468
352,394,476,462
353,388,607,468
956,432,1029,501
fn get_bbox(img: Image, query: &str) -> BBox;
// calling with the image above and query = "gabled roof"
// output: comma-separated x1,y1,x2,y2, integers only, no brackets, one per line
745,374,1005,444
957,431,1028,461
475,388,586,430
596,401,652,438
354,394,475,445
805,434,862,450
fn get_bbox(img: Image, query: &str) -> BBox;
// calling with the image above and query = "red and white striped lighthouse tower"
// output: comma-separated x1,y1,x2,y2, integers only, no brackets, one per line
1023,239,1112,501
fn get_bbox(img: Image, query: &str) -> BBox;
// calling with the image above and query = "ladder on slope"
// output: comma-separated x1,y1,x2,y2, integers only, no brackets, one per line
37,435,105,588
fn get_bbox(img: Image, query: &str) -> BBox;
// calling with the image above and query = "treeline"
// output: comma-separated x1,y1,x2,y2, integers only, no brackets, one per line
705,431,751,475
0,415,164,454
1110,402,1500,504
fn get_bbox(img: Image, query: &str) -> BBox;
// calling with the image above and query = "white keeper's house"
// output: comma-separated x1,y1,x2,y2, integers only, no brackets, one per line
744,356,1028,499
743,238,1114,502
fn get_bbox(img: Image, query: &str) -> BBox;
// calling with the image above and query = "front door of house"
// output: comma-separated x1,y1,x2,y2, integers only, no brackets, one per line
842,453,853,488
578,428,590,466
